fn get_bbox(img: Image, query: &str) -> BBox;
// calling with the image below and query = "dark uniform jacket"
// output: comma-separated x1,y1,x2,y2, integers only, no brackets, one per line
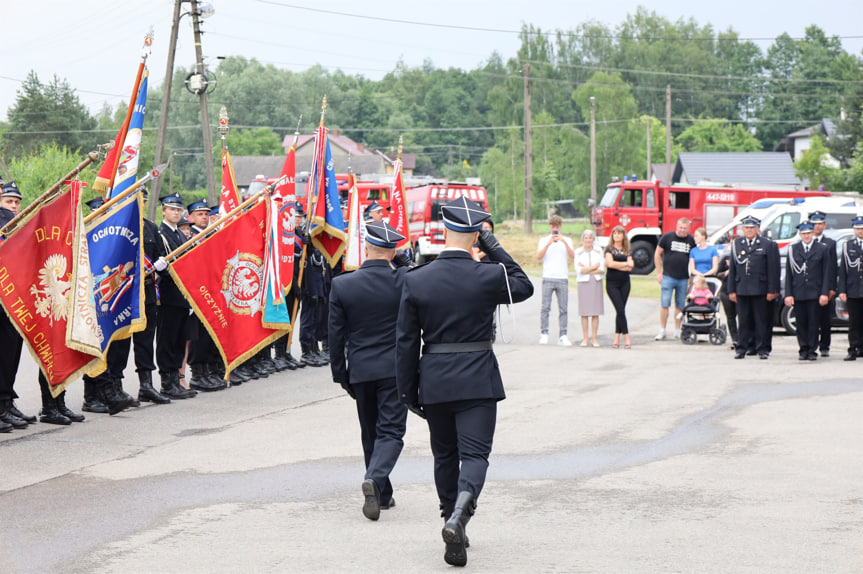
785,241,831,301
143,218,165,304
328,259,406,384
157,222,190,309
396,248,533,406
727,235,780,296
813,235,837,292
838,237,863,298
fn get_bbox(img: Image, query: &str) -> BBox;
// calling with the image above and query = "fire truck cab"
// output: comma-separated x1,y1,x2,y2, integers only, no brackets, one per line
406,182,489,264
591,179,830,274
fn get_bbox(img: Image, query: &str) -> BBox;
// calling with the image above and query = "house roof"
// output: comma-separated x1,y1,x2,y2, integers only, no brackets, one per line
672,152,802,187
384,152,417,170
282,131,377,156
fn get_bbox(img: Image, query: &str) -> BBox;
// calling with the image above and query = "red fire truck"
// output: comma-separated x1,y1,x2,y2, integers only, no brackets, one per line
406,182,489,263
590,179,831,274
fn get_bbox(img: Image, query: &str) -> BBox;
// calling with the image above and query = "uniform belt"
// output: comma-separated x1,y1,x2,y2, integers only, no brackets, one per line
423,341,492,354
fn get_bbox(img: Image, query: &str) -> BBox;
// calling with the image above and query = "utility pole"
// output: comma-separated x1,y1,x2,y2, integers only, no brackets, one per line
590,96,596,205
149,0,183,220
523,62,533,233
646,118,652,180
191,0,217,205
665,84,671,184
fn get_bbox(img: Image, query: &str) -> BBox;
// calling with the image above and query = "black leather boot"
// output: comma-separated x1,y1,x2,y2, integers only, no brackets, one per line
55,391,85,422
0,418,11,433
285,351,304,368
207,362,228,389
440,501,470,548
8,401,36,424
38,384,71,426
0,399,29,429
138,371,171,404
313,341,329,365
99,377,136,415
259,347,278,374
189,363,220,392
273,344,293,371
442,491,475,567
229,364,247,385
160,371,197,400
251,355,271,378
301,344,325,367
114,376,140,407
82,375,109,414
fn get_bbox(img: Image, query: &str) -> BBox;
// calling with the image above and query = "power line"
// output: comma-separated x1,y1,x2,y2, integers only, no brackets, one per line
254,0,863,43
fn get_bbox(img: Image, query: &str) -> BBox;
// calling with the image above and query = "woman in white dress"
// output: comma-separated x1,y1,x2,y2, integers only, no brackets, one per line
574,229,605,347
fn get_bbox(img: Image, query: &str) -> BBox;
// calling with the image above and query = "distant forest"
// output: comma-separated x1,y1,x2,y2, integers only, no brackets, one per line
2,8,862,218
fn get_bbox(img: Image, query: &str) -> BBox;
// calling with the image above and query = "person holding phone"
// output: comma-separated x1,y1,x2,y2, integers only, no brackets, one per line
537,214,575,346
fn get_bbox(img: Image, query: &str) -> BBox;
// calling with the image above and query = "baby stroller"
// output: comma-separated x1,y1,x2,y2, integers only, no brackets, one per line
680,277,727,346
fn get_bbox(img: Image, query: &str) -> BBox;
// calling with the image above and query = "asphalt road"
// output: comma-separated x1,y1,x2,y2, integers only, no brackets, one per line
1,277,861,573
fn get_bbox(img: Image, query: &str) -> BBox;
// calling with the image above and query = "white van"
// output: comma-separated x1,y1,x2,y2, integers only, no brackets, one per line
709,196,860,252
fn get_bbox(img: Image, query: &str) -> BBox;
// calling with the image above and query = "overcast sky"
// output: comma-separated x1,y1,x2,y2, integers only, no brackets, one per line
1,0,862,122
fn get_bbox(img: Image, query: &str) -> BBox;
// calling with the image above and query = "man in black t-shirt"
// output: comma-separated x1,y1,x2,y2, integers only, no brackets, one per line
654,218,696,340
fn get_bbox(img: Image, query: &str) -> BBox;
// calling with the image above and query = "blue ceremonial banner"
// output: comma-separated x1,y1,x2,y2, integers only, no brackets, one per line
109,72,148,199
85,192,146,359
309,132,346,267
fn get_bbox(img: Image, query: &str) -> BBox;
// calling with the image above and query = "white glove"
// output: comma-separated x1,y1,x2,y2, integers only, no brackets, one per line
154,257,168,272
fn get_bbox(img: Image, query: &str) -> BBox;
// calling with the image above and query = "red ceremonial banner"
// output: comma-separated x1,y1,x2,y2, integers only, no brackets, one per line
0,187,100,394
219,150,241,218
388,159,409,249
168,200,288,377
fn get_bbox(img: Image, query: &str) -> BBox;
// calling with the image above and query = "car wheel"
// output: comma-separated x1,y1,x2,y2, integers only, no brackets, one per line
630,240,655,275
780,305,797,335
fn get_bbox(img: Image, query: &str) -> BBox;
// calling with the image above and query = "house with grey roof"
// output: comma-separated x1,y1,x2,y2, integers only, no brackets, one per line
670,152,805,190
774,119,841,168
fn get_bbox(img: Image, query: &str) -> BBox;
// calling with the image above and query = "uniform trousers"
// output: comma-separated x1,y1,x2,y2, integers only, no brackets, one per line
424,399,497,503
719,290,739,344
818,298,834,351
736,295,771,355
156,305,189,374
845,298,863,355
299,295,323,347
352,377,407,505
188,316,218,365
0,309,24,401
605,277,630,334
107,304,158,380
794,299,820,356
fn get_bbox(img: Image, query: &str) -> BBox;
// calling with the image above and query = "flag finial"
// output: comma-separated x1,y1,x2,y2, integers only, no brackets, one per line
290,114,303,150
219,106,230,150
142,27,154,60
319,96,328,127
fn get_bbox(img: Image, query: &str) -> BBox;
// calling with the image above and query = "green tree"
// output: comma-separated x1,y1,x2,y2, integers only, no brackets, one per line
793,136,840,190
676,119,763,152
2,71,97,158
7,143,98,206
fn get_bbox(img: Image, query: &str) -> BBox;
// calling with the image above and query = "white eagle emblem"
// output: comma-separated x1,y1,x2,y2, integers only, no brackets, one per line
221,251,263,316
30,254,71,326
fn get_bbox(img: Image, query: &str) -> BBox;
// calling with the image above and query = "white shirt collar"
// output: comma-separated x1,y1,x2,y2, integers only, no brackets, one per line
442,246,471,254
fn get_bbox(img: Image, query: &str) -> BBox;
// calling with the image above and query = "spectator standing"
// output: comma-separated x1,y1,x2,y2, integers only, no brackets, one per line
604,226,634,349
654,218,696,340
537,215,575,346
689,227,719,277
574,229,605,347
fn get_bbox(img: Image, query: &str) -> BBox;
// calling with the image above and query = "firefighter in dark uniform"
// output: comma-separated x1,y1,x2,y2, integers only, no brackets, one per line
154,193,196,399
0,180,33,432
838,216,863,360
298,203,328,368
99,188,171,409
396,197,534,567
727,215,781,359
809,211,837,356
784,221,831,360
329,221,412,520
184,198,227,392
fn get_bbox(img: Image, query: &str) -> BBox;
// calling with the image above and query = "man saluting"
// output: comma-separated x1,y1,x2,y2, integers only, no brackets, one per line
396,196,533,567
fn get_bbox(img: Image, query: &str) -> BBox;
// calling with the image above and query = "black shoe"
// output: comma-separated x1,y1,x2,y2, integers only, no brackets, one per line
101,382,137,415
362,479,381,521
8,402,36,424
799,354,808,361
734,352,746,359
160,372,197,400
285,353,305,369
138,371,171,404
820,350,829,358
0,408,28,429
380,498,396,510
229,367,248,385
0,419,12,433
807,353,818,361
759,353,769,360
39,408,71,425
442,491,475,567
56,393,85,423
746,350,757,356
82,399,110,414
844,352,857,361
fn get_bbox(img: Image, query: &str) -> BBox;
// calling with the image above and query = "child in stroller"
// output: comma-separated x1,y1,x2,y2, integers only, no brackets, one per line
680,275,727,345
